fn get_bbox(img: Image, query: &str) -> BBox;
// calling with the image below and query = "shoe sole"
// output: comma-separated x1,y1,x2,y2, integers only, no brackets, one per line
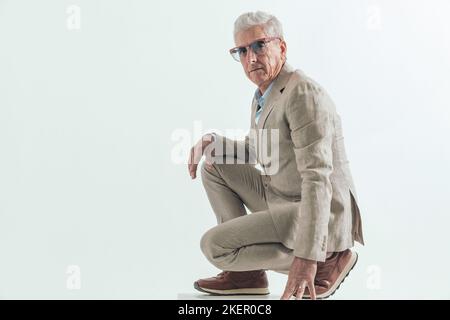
193,282,270,296
302,250,358,300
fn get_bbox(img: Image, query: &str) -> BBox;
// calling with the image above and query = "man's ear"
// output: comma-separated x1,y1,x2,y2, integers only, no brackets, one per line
280,39,287,59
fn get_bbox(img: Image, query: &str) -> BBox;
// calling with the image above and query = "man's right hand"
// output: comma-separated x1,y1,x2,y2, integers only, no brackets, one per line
188,133,215,179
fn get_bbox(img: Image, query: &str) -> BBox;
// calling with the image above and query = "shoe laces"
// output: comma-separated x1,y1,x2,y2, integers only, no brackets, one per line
216,271,229,279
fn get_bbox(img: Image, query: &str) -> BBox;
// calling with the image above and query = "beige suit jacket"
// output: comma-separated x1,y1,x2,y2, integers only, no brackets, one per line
211,63,364,262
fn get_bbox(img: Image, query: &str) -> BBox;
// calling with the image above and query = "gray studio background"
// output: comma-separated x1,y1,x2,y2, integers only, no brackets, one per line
1,0,449,299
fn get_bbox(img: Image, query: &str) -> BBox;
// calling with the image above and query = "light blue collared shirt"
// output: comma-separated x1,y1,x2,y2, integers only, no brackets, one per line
254,81,274,125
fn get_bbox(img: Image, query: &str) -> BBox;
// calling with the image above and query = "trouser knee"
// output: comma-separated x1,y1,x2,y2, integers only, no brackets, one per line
200,228,232,269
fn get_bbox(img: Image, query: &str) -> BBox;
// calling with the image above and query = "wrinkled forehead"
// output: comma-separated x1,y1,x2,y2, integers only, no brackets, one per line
235,25,268,47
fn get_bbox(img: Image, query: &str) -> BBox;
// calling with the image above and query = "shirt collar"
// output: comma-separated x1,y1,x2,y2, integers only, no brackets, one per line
254,81,275,107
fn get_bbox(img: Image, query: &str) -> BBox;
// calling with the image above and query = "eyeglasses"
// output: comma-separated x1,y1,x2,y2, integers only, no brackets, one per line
229,37,281,62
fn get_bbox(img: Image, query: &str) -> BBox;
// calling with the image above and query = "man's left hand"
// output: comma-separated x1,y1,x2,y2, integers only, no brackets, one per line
281,256,317,300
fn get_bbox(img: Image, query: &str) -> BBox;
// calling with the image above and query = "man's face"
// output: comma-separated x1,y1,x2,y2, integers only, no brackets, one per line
234,26,287,91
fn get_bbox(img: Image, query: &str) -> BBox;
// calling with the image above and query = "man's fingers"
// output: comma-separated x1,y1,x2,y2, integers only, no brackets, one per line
280,281,296,300
188,147,194,163
188,148,195,179
295,282,306,300
308,281,317,300
204,143,216,166
189,164,198,179
188,146,202,179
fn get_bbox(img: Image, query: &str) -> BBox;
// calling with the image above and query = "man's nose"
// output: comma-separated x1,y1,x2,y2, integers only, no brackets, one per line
246,48,257,64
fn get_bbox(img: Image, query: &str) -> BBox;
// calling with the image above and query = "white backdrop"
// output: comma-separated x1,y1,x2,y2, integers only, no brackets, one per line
0,0,449,299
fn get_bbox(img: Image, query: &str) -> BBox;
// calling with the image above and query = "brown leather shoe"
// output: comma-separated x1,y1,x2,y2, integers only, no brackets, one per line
302,249,358,299
194,270,270,295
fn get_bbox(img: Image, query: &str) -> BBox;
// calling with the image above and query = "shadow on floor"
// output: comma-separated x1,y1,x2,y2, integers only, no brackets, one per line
177,293,282,300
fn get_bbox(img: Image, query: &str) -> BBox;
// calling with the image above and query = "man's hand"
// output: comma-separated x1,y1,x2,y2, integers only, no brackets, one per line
188,133,215,179
281,256,317,300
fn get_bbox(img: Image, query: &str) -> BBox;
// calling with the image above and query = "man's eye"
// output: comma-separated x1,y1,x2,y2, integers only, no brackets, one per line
238,48,247,56
254,41,266,50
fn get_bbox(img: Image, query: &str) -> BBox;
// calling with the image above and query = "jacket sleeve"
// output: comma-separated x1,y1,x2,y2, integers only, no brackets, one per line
286,83,334,262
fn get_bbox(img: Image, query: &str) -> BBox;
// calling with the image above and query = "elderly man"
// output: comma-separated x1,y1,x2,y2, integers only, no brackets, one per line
188,11,364,300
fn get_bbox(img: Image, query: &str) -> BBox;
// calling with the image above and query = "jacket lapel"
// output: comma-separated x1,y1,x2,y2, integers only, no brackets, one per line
255,63,295,130
250,98,258,129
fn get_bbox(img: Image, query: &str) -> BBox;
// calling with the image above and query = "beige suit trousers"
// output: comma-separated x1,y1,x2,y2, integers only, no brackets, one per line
200,160,295,275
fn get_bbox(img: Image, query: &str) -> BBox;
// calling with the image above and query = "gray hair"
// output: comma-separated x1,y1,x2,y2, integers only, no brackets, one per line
233,11,284,41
